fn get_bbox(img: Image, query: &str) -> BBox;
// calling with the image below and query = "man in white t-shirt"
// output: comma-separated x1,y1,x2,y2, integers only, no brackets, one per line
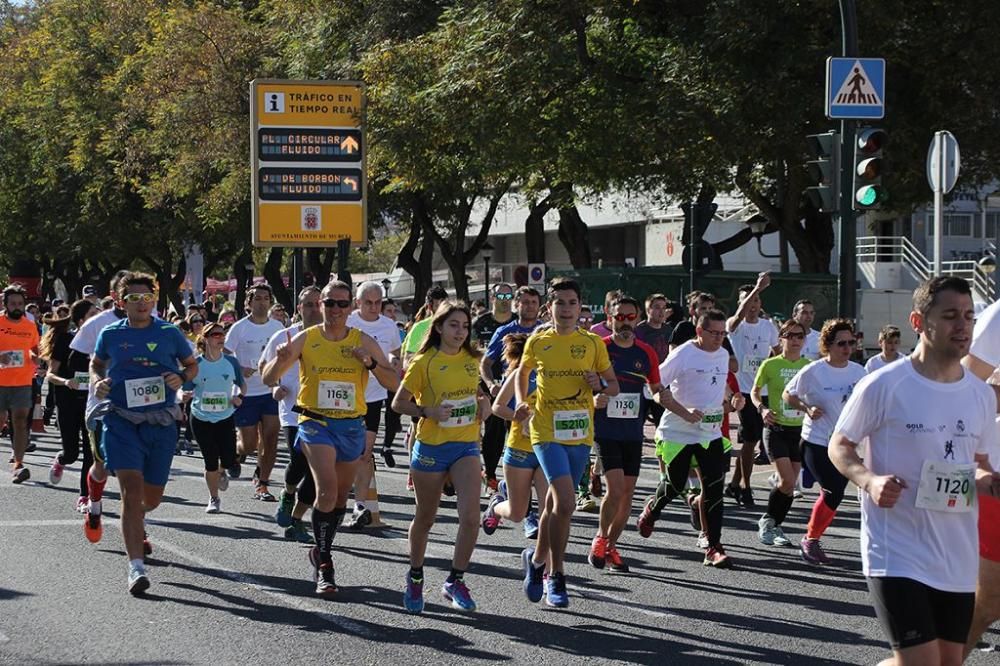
261,286,322,542
344,281,401,528
636,309,742,568
791,299,821,361
725,272,779,507
225,284,285,501
830,276,1000,665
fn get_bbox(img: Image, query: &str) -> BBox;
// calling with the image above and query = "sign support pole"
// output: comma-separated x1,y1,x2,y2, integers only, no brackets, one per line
933,131,944,277
836,0,859,319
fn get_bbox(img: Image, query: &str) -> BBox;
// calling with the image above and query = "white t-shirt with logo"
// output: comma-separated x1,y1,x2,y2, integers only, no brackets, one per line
346,312,401,403
261,322,303,427
971,300,1000,367
225,317,285,397
864,353,903,374
834,358,998,592
655,340,730,445
70,309,125,416
785,359,866,446
729,318,779,393
802,329,821,361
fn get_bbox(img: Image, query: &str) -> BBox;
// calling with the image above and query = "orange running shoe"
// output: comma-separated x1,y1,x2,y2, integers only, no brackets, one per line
83,502,103,544
588,535,609,569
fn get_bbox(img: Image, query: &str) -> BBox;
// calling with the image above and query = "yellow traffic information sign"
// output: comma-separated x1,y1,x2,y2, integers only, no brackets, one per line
251,79,366,247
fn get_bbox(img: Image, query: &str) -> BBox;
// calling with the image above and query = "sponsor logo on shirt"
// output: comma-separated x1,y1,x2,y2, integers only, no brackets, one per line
570,345,586,359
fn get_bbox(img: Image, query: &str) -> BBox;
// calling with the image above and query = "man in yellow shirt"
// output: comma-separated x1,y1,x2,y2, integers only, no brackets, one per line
515,278,618,608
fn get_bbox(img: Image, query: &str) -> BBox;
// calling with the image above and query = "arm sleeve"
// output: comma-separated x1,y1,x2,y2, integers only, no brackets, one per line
784,365,807,397
640,342,661,384
658,347,684,386
69,321,95,354
94,329,110,361
833,374,881,443
485,326,507,362
400,354,425,396
753,358,770,388
227,355,245,389
971,306,1000,366
224,325,240,355
593,337,612,374
182,358,199,391
520,335,538,371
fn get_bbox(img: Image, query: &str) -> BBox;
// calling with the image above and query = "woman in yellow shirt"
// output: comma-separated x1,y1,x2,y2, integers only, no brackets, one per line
392,302,492,614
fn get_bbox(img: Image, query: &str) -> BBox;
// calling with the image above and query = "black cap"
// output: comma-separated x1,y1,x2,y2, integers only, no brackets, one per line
425,285,448,302
82,285,96,296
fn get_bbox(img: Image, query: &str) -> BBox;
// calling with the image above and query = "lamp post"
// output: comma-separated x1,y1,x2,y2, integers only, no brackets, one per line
979,253,998,302
244,261,255,288
481,241,494,303
381,277,392,299
746,215,782,259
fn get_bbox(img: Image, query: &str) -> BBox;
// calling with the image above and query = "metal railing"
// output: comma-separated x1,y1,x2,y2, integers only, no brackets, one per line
857,236,996,303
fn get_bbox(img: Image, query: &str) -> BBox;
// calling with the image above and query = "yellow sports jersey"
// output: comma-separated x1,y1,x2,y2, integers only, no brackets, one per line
297,326,368,420
506,391,536,453
521,328,612,446
401,347,481,444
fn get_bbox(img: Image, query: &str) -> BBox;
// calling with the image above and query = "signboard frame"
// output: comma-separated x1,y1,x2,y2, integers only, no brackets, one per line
825,57,886,120
250,78,367,248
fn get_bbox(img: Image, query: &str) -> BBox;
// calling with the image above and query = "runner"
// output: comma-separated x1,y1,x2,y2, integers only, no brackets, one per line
725,273,778,507
90,272,197,594
473,283,515,496
262,286,322,542
830,276,1000,664
589,290,622,338
42,299,99,508
261,280,397,596
380,298,404,466
391,302,492,613
345,281,402,529
636,308,738,567
514,278,618,607
589,296,664,573
1,285,41,484
483,332,548,543
224,284,284,500
184,321,245,514
751,319,810,547
865,324,903,374
783,318,866,564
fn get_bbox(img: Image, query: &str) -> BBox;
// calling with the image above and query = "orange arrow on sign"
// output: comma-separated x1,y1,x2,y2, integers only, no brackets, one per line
343,177,358,191
340,136,359,153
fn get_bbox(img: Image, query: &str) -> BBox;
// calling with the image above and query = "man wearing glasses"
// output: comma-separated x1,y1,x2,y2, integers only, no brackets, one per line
225,284,285,501
90,272,197,594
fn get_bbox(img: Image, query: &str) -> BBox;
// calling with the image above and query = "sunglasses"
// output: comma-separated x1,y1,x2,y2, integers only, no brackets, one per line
782,332,805,340
323,298,352,309
495,293,514,300
613,313,638,322
122,293,156,304
834,339,857,347
190,318,204,324
207,331,225,338
701,329,727,337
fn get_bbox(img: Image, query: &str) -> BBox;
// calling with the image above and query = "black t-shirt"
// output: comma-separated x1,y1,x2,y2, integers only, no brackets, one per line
471,312,514,350
51,331,90,390
635,321,673,363
668,321,735,355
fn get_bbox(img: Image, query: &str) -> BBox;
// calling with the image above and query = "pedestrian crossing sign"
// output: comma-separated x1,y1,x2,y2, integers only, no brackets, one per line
826,57,885,120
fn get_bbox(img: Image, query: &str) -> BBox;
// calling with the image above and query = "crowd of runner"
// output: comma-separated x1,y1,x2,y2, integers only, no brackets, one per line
8,269,1000,664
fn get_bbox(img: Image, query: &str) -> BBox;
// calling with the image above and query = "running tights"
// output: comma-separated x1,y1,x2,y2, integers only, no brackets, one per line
649,439,727,547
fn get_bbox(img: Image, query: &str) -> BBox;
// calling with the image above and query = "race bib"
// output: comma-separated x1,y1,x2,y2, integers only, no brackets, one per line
553,409,590,442
700,408,724,433
441,395,477,428
781,401,803,420
73,371,90,391
200,391,229,413
742,355,763,376
915,459,976,513
607,392,641,419
125,376,165,408
0,350,24,368
318,380,356,411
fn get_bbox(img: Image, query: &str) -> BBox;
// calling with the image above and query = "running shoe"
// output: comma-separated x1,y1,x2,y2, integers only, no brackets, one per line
482,493,503,535
545,572,569,608
687,493,701,531
381,446,396,469
403,570,424,613
25,442,36,453
498,480,508,499
347,506,372,530
442,579,477,612
792,481,803,500
724,484,742,506
316,563,337,596
523,510,539,540
703,545,732,568
772,525,791,547
205,497,221,514
521,547,544,602
800,537,831,565
606,544,629,573
576,493,598,513
284,519,312,543
254,484,276,502
84,502,103,543
590,472,603,498
275,490,295,527
217,471,229,492
740,487,756,508
49,460,64,485
636,496,657,538
588,535,608,569
696,532,710,549
128,564,150,596
227,462,241,479
76,496,88,513
758,516,777,545
12,465,29,484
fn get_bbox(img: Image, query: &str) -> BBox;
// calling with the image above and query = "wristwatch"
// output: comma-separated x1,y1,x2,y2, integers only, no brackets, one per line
365,357,377,370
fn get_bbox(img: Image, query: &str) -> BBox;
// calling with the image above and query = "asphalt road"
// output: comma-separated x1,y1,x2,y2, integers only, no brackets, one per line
2,422,998,665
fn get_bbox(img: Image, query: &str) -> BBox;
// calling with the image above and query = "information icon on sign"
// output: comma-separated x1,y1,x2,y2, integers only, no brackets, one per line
264,92,285,113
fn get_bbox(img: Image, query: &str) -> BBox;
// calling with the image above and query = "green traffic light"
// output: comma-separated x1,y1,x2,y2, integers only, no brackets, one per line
856,185,886,208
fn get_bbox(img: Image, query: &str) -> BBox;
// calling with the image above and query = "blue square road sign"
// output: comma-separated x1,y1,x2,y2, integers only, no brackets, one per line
826,57,885,120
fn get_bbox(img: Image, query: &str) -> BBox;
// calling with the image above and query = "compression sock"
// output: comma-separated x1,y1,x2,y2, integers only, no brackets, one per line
767,487,795,525
806,494,837,539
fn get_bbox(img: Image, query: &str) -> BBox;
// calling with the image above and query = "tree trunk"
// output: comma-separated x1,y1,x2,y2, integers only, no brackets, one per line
557,204,591,268
525,194,553,263
263,247,291,309
233,249,252,314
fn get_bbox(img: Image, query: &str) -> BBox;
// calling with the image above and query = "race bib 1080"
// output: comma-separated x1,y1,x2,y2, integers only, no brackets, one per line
125,376,165,408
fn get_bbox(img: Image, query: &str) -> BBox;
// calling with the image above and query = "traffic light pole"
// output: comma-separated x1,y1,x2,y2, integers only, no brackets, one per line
837,0,859,320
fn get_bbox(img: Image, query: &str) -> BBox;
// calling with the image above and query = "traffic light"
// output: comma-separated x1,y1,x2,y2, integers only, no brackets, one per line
805,131,840,213
854,127,888,209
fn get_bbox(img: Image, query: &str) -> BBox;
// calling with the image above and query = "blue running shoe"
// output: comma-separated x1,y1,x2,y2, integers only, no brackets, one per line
275,490,294,528
442,578,476,612
522,547,544,602
497,479,508,500
403,571,424,614
523,510,539,540
545,572,569,608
